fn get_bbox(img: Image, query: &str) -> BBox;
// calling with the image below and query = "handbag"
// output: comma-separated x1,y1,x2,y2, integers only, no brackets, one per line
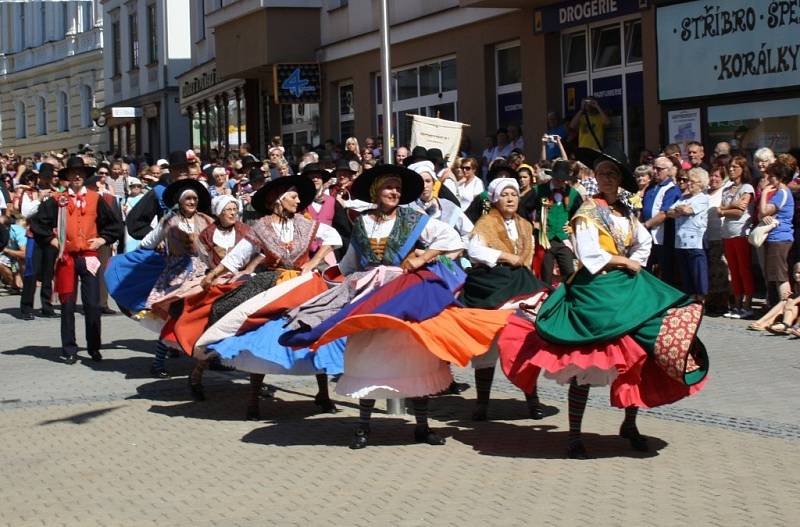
748,216,778,248
748,188,788,247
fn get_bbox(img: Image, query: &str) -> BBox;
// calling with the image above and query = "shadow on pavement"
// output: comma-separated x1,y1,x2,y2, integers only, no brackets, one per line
241,416,459,448
430,394,560,422
447,420,667,459
145,385,359,422
3,345,65,363
38,405,124,426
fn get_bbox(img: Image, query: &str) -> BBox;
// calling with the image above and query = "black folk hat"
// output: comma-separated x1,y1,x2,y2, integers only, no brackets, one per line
162,178,212,213
351,164,423,205
252,174,316,216
301,162,332,183
166,150,193,169
576,147,636,193
62,156,96,179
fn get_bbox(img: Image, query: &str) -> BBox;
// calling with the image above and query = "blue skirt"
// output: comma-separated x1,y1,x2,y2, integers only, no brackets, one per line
208,318,345,376
104,249,166,311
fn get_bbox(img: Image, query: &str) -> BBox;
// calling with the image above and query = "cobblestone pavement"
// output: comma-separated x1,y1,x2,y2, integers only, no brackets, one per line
0,292,798,526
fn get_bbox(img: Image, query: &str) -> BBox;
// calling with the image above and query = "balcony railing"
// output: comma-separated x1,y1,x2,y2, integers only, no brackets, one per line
4,26,102,75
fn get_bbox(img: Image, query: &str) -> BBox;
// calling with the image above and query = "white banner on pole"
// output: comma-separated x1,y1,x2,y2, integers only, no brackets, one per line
409,115,465,168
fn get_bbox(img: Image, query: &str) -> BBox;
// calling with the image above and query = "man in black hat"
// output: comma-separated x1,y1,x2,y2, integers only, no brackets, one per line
20,162,59,320
125,151,193,240
522,160,582,285
30,157,122,363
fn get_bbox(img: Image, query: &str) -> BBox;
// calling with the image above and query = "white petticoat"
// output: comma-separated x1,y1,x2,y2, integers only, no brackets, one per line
221,350,321,376
543,365,619,387
335,328,453,399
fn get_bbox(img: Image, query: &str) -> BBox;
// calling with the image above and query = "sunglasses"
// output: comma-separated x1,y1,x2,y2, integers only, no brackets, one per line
462,166,475,171
676,177,689,182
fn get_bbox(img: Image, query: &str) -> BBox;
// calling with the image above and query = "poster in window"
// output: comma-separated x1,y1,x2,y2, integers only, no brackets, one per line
498,91,523,129
667,109,701,154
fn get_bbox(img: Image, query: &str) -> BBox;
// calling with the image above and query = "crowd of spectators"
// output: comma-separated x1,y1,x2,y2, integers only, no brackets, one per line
1,114,798,337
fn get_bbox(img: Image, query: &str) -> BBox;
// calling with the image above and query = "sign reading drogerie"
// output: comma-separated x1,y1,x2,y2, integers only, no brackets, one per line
534,0,649,33
274,63,321,104
657,0,800,101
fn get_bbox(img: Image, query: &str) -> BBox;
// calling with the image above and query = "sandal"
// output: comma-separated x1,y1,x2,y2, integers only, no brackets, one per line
747,323,766,331
767,322,789,334
788,326,800,338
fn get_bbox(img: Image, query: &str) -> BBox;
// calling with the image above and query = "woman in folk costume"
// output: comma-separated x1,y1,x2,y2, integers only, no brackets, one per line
279,165,512,449
136,179,215,378
498,148,709,459
407,160,474,247
196,175,343,418
170,194,253,394
461,177,550,421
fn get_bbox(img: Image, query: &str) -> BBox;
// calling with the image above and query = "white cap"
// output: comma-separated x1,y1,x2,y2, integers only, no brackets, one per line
127,177,143,188
487,177,519,203
156,159,169,168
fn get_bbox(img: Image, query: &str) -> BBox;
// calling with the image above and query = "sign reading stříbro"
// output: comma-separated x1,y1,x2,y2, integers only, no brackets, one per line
534,0,649,33
657,0,800,101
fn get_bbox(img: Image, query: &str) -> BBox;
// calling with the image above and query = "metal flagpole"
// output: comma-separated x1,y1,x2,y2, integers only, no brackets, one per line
379,0,404,416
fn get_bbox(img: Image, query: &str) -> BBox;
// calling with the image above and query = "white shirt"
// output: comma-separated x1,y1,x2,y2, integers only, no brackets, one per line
408,200,474,247
139,216,197,250
20,192,41,219
221,222,342,273
338,214,463,275
467,218,535,267
212,228,238,252
456,177,484,211
572,214,652,275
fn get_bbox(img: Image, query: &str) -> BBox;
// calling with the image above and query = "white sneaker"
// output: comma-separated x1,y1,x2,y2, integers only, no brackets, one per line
728,309,742,319
738,308,753,319
723,309,738,318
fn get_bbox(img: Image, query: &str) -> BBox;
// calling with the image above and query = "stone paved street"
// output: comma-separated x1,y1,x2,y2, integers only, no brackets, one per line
1,292,799,526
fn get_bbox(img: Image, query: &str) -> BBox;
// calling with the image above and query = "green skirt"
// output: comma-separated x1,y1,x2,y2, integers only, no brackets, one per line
535,268,688,350
459,265,548,309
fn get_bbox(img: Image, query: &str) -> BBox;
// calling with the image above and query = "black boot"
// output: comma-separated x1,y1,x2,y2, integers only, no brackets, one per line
620,426,649,452
188,379,205,401
350,426,370,449
414,425,446,445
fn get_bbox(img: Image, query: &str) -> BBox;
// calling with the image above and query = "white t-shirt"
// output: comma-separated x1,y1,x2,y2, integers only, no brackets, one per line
720,183,755,239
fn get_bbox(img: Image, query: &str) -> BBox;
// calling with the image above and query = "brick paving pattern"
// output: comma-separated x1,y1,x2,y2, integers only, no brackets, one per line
0,294,798,526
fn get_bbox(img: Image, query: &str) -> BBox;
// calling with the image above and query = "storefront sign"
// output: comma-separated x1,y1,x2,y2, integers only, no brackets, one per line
657,0,800,100
534,0,649,33
111,107,142,118
274,63,321,104
667,109,702,153
182,69,218,99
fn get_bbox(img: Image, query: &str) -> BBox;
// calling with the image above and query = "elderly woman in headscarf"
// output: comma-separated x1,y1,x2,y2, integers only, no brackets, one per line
199,194,250,266
279,165,513,449
135,179,215,378
194,175,344,417
408,159,474,248
462,177,549,421
498,148,709,459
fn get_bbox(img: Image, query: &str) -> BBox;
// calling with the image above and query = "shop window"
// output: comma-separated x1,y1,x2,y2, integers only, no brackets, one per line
397,68,418,101
441,59,456,92
419,64,438,97
82,1,93,32
562,31,587,75
339,83,354,144
15,101,27,139
708,98,800,157
282,103,320,148
376,56,457,147
496,42,522,129
592,24,621,70
497,45,521,86
625,20,642,65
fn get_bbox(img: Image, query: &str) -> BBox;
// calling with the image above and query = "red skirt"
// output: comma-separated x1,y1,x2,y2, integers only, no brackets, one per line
498,314,706,409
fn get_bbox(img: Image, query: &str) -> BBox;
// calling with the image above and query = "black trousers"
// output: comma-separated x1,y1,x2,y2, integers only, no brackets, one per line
541,239,575,284
61,256,101,357
648,243,677,286
97,244,112,309
20,240,57,315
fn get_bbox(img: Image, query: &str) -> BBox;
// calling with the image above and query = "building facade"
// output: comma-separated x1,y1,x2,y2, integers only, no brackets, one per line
101,0,191,158
0,0,105,156
179,0,800,162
